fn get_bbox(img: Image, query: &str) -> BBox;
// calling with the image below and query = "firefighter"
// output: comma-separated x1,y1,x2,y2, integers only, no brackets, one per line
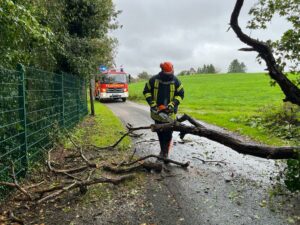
143,61,184,160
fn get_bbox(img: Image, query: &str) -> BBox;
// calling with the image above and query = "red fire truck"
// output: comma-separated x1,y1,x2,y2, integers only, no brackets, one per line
95,69,129,102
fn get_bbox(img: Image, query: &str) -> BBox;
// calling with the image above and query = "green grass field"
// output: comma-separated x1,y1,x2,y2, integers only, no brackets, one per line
129,73,293,145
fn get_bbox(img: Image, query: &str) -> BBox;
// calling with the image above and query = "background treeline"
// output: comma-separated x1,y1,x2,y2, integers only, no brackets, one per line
178,59,247,76
132,59,248,82
0,0,119,78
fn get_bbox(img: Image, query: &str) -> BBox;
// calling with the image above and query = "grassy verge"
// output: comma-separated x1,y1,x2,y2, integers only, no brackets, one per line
129,73,298,145
66,101,131,150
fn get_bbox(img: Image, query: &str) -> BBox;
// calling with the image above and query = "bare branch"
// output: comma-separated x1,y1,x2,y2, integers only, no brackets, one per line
239,47,256,52
8,211,24,225
103,161,163,173
0,162,32,200
192,157,227,165
46,148,88,176
121,154,190,168
37,175,135,204
90,131,131,150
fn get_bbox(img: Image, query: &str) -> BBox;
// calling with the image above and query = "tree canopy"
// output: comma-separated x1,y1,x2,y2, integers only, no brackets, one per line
137,71,151,80
227,59,247,73
248,0,300,83
0,0,119,78
197,64,217,74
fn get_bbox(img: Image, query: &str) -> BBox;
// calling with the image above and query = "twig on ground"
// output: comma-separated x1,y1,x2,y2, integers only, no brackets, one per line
79,147,99,168
121,154,190,168
62,133,100,169
86,169,96,181
0,162,32,200
129,133,143,138
192,157,227,165
128,148,137,162
37,175,135,204
103,161,163,174
88,126,142,151
8,211,24,225
24,181,45,190
135,139,158,145
91,130,136,150
114,148,138,168
46,148,87,179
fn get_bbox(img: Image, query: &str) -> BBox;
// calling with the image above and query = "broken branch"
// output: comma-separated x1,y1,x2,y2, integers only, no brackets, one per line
37,174,135,204
0,162,32,200
121,154,190,168
103,161,163,174
192,157,227,165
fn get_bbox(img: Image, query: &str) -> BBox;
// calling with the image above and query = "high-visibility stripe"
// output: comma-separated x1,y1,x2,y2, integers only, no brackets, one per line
168,101,175,107
144,93,152,99
154,79,159,102
177,84,183,92
170,83,175,102
150,101,156,107
174,95,183,103
146,81,151,90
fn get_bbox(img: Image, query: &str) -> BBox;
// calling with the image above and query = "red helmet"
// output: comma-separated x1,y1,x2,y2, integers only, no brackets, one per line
160,61,174,74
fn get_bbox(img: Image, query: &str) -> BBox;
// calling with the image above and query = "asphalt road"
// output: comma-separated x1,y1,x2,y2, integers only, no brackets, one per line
106,100,299,225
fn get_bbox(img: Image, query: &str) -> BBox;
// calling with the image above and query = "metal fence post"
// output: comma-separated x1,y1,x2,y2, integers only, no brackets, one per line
17,64,28,176
84,79,88,114
61,73,65,127
76,77,80,121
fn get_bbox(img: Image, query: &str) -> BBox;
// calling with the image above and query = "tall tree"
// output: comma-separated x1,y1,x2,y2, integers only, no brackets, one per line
0,0,53,69
208,64,216,74
137,71,151,80
197,64,217,74
228,59,247,73
57,0,119,78
0,0,119,77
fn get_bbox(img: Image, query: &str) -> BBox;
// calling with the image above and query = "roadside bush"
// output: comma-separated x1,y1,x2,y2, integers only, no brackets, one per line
284,157,300,192
245,103,300,142
244,103,300,192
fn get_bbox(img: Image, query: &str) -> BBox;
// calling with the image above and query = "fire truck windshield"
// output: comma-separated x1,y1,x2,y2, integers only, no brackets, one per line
100,74,127,84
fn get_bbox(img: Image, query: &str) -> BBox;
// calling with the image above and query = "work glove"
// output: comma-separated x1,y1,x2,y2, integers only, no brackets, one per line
150,105,158,113
167,103,174,113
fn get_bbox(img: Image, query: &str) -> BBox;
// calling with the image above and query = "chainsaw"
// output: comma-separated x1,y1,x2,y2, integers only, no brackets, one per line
151,104,174,123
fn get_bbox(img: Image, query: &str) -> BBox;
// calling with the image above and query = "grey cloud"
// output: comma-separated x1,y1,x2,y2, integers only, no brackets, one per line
112,0,289,76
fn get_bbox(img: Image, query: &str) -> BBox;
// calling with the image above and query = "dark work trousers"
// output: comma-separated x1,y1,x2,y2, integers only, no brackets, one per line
155,121,173,156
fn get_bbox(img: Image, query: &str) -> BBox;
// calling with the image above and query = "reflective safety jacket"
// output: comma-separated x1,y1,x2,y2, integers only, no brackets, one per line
143,72,184,122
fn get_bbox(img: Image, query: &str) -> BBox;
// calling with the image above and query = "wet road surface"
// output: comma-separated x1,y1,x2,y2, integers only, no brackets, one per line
106,100,299,225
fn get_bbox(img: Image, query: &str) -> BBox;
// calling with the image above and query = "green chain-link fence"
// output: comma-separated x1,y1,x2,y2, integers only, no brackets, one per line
0,65,88,187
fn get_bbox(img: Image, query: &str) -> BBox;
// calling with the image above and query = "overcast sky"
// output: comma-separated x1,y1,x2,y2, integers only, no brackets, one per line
111,0,288,76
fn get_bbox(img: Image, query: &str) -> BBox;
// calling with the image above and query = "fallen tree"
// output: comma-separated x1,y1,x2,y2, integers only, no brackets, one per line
128,114,299,160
